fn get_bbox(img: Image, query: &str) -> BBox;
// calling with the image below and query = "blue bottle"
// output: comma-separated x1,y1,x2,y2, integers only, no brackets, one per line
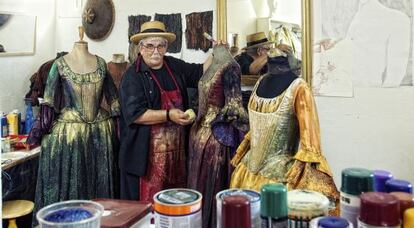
0,111,8,137
24,99,35,135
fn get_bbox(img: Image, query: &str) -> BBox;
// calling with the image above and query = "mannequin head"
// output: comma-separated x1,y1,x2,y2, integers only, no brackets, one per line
139,37,168,69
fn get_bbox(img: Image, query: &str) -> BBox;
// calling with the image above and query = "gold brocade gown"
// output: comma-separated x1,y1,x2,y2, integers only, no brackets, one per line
230,77,339,214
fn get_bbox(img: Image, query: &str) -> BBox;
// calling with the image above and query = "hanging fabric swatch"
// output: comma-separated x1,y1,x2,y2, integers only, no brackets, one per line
155,13,182,53
128,15,151,63
185,11,213,52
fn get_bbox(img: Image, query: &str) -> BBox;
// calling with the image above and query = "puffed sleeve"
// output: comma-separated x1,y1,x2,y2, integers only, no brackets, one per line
211,63,249,148
285,82,339,215
289,82,332,176
27,62,63,145
103,66,120,117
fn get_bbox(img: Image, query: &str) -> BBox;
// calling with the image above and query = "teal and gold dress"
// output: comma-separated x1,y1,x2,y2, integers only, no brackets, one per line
33,56,119,214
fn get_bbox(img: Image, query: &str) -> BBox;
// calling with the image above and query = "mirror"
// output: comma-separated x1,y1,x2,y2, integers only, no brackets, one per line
0,13,36,56
226,0,302,59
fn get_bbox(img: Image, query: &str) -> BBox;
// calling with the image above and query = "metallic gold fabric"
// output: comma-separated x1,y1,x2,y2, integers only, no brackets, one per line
230,77,339,215
34,56,120,221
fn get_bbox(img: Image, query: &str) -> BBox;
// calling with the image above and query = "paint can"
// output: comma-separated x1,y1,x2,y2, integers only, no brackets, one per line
358,192,400,228
153,188,202,228
340,168,374,227
287,189,330,228
310,216,353,228
216,189,261,228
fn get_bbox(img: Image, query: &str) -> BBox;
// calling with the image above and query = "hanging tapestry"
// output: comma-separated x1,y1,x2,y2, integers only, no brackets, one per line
185,11,213,52
155,13,182,53
128,15,151,63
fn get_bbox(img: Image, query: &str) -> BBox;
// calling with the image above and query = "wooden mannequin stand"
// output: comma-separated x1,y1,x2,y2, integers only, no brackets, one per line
2,200,34,228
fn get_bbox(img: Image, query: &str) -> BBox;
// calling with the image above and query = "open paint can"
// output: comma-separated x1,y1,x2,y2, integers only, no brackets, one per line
216,189,261,228
153,188,202,228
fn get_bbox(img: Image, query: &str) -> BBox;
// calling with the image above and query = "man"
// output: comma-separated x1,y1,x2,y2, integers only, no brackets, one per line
119,21,214,201
236,31,292,75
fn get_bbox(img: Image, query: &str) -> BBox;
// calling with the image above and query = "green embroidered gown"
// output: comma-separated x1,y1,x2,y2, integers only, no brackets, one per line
34,56,120,215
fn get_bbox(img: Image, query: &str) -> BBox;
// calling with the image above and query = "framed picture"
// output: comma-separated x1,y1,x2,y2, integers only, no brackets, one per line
0,13,37,56
302,0,413,97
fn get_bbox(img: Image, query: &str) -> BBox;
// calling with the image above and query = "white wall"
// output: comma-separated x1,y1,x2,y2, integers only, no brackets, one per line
0,0,56,115
55,0,215,64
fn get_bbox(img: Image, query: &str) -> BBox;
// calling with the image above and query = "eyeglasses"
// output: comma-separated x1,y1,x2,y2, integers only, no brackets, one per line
142,43,167,52
260,47,271,51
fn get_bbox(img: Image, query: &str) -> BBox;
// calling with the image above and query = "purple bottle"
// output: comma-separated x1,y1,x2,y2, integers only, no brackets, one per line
373,170,393,192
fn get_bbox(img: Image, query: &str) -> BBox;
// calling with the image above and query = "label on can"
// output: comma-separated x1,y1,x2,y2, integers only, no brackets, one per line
341,192,361,208
155,210,202,228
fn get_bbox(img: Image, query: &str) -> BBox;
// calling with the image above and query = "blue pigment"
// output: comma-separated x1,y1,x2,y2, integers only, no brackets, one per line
44,208,93,223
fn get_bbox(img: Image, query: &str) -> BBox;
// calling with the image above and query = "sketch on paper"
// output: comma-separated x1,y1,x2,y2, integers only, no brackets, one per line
312,0,413,97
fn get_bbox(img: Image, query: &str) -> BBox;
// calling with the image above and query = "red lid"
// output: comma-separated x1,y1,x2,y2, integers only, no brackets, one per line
221,195,251,228
390,192,414,220
360,192,400,226
92,198,152,228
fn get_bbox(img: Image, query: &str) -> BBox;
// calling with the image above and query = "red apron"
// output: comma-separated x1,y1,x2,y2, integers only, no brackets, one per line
139,61,186,202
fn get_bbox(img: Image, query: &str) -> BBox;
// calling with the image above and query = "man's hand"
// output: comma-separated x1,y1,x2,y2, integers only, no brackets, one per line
169,108,193,126
276,44,293,54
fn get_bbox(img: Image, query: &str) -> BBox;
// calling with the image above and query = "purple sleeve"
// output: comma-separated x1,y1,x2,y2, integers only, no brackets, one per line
211,63,249,148
27,104,56,146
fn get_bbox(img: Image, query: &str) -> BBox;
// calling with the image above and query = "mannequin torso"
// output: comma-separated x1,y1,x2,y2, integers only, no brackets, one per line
63,41,97,74
256,56,298,98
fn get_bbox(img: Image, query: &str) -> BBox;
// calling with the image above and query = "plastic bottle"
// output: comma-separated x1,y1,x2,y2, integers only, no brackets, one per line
389,192,414,221
12,109,21,134
24,99,35,135
373,170,393,192
7,111,18,136
0,111,8,138
260,184,288,228
404,208,414,228
358,192,400,228
310,216,353,228
340,168,374,228
222,195,251,228
385,179,413,194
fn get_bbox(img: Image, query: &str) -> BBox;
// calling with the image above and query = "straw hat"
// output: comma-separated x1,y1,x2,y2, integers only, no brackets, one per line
130,21,176,44
244,32,274,49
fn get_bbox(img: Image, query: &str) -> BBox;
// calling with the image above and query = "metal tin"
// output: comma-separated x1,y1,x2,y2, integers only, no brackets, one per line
216,189,261,228
153,188,202,228
287,190,330,228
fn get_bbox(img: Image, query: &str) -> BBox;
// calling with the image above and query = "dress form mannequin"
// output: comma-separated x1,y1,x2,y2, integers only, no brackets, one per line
63,26,97,74
256,51,298,98
111,54,126,63
107,53,128,90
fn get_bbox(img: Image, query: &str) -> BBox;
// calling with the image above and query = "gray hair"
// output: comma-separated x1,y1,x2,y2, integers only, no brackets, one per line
138,37,168,48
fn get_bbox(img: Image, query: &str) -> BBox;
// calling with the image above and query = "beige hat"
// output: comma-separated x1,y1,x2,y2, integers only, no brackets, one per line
130,21,176,44
244,32,274,49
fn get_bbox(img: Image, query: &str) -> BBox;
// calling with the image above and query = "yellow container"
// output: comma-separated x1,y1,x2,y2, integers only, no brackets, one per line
7,113,18,136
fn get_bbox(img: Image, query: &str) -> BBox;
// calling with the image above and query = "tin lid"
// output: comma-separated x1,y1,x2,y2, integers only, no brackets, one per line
341,168,374,195
373,170,393,192
222,195,251,228
317,216,350,228
92,199,151,228
287,190,329,217
404,208,414,228
218,189,260,203
156,188,201,205
385,179,413,194
359,192,400,226
390,192,414,219
260,184,287,219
